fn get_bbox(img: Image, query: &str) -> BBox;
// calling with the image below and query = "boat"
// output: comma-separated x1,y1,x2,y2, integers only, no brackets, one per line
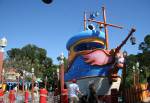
64,6,135,102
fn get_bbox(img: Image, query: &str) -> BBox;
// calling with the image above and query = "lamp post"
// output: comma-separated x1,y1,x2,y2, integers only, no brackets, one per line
133,62,141,85
57,53,65,103
57,53,64,93
16,73,20,93
31,68,34,103
130,35,136,45
122,51,128,85
23,70,25,93
121,51,128,103
45,76,47,89
56,68,59,81
136,62,140,84
0,37,7,84
123,50,128,76
133,65,136,86
123,51,128,59
2,69,4,84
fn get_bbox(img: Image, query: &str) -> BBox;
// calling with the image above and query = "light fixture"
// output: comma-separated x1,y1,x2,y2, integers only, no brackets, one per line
132,66,135,72
136,62,139,69
139,42,147,50
0,37,7,47
60,53,64,64
123,51,128,58
130,35,136,45
0,37,7,52
32,68,34,75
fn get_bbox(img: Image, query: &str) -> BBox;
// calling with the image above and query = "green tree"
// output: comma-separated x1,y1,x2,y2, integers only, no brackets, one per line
138,34,150,82
4,44,55,79
124,54,137,87
125,34,150,87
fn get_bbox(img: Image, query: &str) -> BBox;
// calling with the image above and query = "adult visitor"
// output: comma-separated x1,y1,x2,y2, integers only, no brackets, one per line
68,79,82,103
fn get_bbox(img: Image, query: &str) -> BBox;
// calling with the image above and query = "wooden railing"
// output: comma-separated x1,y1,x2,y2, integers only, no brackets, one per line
123,83,149,103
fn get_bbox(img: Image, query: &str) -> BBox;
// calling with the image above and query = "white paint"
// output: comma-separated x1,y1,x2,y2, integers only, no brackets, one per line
66,77,121,95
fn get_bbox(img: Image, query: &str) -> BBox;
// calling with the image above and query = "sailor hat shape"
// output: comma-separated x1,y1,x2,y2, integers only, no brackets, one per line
66,30,105,50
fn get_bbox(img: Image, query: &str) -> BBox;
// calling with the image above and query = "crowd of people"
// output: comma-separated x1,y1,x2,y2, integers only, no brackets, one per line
67,76,150,103
67,79,99,103
0,76,149,103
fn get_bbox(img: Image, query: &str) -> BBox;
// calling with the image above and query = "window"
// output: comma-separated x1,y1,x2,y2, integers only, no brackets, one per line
74,42,104,52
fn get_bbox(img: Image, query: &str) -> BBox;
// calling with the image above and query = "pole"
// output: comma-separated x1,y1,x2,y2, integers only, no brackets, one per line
102,6,109,50
45,76,47,89
31,68,34,103
134,72,136,86
88,19,123,29
87,7,123,50
32,74,34,103
84,12,87,31
60,63,64,92
2,69,4,84
58,53,66,103
0,37,7,84
133,66,136,86
17,76,19,93
115,28,136,55
23,76,24,93
0,50,4,83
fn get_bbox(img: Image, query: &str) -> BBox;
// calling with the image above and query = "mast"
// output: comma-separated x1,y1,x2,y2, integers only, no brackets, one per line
102,6,109,50
84,12,87,31
88,6,123,50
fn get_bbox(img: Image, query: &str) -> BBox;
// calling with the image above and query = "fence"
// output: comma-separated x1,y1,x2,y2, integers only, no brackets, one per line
0,91,61,103
124,83,149,103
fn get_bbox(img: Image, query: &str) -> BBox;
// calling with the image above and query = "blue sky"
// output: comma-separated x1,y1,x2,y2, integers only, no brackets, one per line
0,0,150,64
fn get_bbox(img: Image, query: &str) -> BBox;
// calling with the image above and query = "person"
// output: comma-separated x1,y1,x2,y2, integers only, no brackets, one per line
34,83,39,101
147,76,150,96
68,79,82,103
88,83,98,103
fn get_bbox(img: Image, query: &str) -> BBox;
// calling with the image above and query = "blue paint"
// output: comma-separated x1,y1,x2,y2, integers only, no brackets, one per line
64,55,122,81
66,30,105,50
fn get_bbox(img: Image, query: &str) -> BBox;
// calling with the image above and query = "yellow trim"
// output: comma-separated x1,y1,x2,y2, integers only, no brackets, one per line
70,37,105,52
68,38,105,64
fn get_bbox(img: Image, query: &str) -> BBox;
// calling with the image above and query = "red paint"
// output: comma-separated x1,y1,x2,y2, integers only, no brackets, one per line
40,88,48,103
9,90,15,103
0,52,3,82
60,64,64,92
0,89,4,102
0,89,4,96
24,90,29,103
61,89,68,103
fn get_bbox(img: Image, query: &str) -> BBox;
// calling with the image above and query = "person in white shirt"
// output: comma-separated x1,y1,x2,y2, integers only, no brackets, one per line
68,79,82,103
34,83,39,101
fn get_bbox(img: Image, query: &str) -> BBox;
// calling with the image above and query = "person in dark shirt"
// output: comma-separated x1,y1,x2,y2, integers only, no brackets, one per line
147,76,150,96
88,83,99,103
